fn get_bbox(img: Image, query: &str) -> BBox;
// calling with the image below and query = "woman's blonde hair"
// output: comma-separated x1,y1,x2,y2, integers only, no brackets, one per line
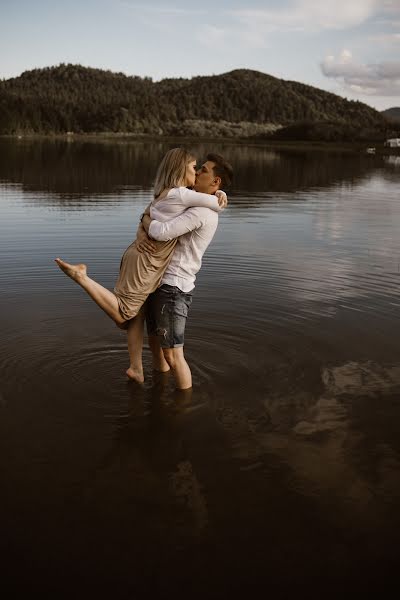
153,147,196,199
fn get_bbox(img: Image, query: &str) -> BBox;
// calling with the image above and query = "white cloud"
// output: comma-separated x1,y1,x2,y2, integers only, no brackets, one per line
118,1,205,15
369,31,400,44
382,0,400,14
321,50,400,96
197,0,382,51
231,0,381,33
196,23,267,49
196,25,229,48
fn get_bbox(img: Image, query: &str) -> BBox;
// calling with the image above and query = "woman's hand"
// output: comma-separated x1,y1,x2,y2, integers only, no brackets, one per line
215,190,228,209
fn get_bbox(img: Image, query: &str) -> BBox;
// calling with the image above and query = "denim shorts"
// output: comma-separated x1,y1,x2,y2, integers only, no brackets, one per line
146,284,193,348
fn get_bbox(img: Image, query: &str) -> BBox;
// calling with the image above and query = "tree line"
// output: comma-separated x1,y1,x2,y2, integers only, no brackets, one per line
0,64,393,140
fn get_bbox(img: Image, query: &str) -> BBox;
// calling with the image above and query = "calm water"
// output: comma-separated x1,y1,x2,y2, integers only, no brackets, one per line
1,138,400,597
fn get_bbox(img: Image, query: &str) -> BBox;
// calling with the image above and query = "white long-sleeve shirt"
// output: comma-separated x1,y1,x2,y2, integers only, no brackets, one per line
150,186,222,220
149,189,220,292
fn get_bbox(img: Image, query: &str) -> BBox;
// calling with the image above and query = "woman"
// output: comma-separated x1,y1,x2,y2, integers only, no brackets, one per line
55,147,227,382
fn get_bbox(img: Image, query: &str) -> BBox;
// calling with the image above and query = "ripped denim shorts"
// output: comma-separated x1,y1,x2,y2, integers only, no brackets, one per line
145,284,193,348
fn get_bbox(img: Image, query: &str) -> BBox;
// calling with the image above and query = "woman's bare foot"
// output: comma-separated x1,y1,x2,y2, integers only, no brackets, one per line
154,365,171,373
54,258,87,282
126,366,144,384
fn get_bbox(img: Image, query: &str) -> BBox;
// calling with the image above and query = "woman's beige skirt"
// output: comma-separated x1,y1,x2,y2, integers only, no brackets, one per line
114,238,177,326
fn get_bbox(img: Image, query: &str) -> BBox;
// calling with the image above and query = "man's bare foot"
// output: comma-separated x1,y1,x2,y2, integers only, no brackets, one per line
126,367,144,384
54,258,87,282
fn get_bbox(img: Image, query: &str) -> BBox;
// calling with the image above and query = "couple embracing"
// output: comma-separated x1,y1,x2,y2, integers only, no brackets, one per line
55,148,233,390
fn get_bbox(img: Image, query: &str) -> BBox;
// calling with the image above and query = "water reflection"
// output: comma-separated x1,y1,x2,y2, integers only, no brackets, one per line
1,137,400,594
64,358,400,593
384,155,400,168
0,137,394,201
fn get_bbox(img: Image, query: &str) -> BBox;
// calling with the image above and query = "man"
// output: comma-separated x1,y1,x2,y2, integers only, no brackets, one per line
141,153,233,390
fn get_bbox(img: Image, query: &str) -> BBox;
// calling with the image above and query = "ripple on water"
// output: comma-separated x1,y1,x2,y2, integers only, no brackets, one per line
186,333,249,383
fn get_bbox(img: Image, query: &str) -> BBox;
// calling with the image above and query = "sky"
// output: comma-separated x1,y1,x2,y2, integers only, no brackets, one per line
0,0,399,110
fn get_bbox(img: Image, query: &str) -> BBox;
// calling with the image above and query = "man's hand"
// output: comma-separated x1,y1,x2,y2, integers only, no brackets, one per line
215,190,228,209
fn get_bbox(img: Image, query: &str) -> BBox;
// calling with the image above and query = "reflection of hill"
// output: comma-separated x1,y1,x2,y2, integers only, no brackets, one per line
224,146,381,194
0,138,164,196
0,138,388,203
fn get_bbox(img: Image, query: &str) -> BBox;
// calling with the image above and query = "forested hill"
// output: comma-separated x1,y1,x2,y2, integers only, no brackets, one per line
381,107,400,123
0,64,389,138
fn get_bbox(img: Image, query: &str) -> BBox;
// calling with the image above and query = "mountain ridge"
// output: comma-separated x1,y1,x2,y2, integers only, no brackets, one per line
381,107,400,123
0,64,391,139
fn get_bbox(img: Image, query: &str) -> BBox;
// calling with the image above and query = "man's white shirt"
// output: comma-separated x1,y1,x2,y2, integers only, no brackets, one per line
149,203,219,293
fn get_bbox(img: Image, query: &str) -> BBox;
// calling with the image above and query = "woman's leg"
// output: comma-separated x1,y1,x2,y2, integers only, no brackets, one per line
54,258,125,326
126,308,145,383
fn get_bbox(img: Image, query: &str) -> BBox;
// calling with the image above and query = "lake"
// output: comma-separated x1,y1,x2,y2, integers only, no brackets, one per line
1,137,400,597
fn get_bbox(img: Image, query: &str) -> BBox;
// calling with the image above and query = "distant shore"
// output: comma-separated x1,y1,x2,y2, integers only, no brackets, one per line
1,133,399,156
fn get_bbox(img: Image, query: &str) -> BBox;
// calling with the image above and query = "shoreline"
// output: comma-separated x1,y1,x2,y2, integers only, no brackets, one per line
1,133,399,155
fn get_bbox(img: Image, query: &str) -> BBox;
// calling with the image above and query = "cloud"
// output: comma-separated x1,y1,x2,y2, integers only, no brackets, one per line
197,0,382,50
196,25,229,48
369,31,400,44
196,23,268,49
118,1,206,16
321,50,400,96
231,0,382,33
382,0,400,14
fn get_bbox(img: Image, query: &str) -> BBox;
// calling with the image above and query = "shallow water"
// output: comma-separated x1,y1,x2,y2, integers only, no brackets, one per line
1,138,400,596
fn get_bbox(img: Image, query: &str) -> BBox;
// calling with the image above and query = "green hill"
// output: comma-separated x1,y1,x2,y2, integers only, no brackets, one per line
381,107,400,123
0,64,389,139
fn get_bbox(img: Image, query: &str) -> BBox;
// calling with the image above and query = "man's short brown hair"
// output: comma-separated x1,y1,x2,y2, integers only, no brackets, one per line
207,153,233,189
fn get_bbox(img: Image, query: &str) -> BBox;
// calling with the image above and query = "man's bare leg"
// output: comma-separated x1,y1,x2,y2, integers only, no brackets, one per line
162,347,192,390
148,335,171,373
126,308,145,383
54,258,125,326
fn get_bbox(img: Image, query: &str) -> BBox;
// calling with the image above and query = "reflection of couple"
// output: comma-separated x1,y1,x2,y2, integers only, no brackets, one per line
55,148,233,389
